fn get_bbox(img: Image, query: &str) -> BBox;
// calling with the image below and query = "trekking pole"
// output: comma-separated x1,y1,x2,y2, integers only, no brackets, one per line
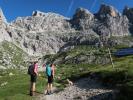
108,48,114,68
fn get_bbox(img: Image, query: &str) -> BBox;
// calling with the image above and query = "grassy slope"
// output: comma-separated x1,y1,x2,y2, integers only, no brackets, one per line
0,69,48,100
0,41,28,69
0,41,30,99
43,45,133,99
1,59,133,100
43,45,112,65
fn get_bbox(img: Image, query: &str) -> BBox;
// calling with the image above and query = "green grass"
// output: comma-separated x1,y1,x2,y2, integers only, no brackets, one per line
0,40,29,70
0,63,92,100
1,55,133,100
1,41,28,67
0,69,47,100
42,45,112,64
1,44,133,99
42,45,133,100
54,55,133,99
0,71,31,100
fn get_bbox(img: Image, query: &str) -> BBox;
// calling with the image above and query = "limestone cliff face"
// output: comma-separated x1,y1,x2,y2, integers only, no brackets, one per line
12,11,73,33
0,8,7,23
123,6,133,33
0,8,11,42
70,8,94,31
4,11,75,56
95,4,129,37
71,5,129,37
0,4,133,57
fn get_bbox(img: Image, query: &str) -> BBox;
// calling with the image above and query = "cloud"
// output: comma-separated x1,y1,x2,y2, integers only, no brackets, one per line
66,0,74,16
90,0,97,11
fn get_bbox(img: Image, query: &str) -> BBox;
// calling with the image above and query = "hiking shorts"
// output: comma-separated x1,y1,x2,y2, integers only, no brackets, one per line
30,75,37,82
48,75,53,84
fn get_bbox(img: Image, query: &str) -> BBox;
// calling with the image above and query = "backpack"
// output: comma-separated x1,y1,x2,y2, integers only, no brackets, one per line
46,64,52,76
28,64,35,75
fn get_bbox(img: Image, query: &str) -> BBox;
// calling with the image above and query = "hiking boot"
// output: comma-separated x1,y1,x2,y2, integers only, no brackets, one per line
49,90,53,94
46,90,52,95
47,92,51,95
32,91,36,96
30,91,33,96
44,90,49,95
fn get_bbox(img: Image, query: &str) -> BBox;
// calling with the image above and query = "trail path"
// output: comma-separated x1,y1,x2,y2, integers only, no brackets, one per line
38,77,118,100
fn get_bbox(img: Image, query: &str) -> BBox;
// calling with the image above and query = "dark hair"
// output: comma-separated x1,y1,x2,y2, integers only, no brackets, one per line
46,61,50,65
34,61,38,64
50,64,53,67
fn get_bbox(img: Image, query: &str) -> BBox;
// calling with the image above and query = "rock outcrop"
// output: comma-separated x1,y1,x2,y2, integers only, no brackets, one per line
12,10,72,33
71,8,94,31
123,6,133,33
95,5,129,37
0,8,7,23
0,8,11,42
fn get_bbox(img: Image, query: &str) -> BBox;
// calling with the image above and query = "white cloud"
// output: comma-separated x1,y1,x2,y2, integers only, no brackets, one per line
66,0,74,16
90,0,97,11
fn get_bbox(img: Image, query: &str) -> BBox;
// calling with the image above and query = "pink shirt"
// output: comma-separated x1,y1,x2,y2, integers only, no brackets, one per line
34,63,38,75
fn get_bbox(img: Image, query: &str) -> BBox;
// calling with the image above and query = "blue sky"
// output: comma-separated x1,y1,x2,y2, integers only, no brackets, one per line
0,0,133,22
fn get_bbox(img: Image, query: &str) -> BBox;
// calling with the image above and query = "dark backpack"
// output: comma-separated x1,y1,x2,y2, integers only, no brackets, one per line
28,64,35,75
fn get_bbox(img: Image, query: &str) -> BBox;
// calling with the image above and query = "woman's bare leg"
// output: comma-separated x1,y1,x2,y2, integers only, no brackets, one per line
49,83,53,93
32,82,36,91
32,82,36,96
45,83,50,94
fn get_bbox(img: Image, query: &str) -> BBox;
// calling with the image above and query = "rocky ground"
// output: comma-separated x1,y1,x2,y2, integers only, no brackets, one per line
38,77,118,100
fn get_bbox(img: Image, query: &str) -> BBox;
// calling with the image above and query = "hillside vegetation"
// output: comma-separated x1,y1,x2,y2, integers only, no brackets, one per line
43,45,133,99
0,41,29,70
0,44,133,99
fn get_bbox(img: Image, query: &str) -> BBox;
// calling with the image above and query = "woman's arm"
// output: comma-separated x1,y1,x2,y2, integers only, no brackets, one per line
52,64,55,77
34,63,38,75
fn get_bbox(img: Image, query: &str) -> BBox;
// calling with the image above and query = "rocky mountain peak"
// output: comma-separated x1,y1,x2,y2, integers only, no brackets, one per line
71,7,94,30
123,6,133,23
32,10,45,17
0,8,11,42
12,10,72,33
0,8,7,24
0,5,132,57
94,4,129,37
74,7,94,19
32,10,69,20
97,4,120,18
123,6,133,33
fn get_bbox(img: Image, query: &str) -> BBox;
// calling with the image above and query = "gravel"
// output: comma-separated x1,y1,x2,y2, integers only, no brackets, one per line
38,77,118,100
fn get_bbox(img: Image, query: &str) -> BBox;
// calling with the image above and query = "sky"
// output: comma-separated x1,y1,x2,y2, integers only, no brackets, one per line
0,0,133,22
